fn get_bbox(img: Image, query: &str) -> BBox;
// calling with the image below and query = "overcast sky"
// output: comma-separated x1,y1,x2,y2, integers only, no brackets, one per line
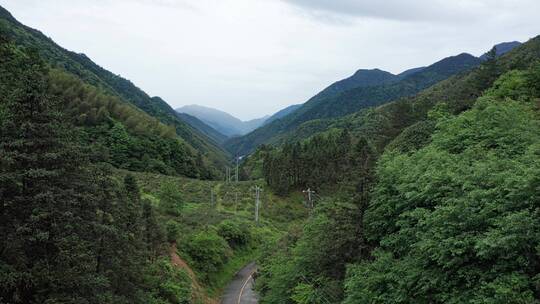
2,0,540,120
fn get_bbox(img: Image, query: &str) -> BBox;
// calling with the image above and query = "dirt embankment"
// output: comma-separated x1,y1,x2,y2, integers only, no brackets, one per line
170,242,218,304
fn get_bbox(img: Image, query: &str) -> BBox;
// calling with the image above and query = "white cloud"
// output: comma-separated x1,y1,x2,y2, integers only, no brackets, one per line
0,0,539,119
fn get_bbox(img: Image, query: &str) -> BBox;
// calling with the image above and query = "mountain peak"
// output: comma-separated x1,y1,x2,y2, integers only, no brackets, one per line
480,41,522,60
352,68,392,77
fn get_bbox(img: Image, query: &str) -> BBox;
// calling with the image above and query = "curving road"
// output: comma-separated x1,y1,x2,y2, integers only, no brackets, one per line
220,262,258,304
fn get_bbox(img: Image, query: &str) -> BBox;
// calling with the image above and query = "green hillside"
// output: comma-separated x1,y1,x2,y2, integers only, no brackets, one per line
257,36,540,194
254,35,540,303
0,33,306,303
0,5,230,170
176,111,228,145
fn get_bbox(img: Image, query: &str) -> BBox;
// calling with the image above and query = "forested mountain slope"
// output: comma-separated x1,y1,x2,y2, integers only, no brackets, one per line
278,40,530,151
0,5,229,170
0,38,190,303
256,35,540,194
310,68,399,102
176,111,228,145
255,35,540,303
226,52,484,155
263,104,303,125
0,33,305,304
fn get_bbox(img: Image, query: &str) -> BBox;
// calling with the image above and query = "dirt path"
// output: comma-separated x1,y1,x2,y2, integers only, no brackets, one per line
220,262,258,304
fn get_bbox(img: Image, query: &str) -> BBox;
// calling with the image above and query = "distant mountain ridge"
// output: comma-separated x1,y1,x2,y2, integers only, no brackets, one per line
264,104,303,125
311,68,398,101
176,104,269,137
225,51,489,155
175,111,228,144
480,41,522,60
225,40,523,155
397,66,426,78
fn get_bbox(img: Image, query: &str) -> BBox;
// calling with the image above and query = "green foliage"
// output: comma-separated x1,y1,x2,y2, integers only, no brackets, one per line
261,129,376,195
0,39,104,304
262,129,350,194
238,145,270,180
291,283,318,304
166,220,181,243
142,259,192,304
384,119,437,153
158,181,184,216
48,69,177,139
181,229,232,282
345,95,540,302
0,40,172,303
142,199,166,259
257,201,361,303
484,70,529,100
217,219,252,249
257,59,540,303
47,69,211,178
527,61,540,96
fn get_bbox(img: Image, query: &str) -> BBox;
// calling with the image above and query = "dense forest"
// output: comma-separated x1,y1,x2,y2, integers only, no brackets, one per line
252,39,540,303
0,38,188,303
0,34,302,304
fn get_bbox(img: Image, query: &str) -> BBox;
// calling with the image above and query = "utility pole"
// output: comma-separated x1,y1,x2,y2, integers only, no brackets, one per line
235,156,239,182
235,155,243,183
254,186,262,224
234,191,238,213
303,188,315,210
225,166,232,183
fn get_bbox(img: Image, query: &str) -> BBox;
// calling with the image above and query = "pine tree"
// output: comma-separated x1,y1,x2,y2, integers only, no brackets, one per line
0,42,104,303
352,137,375,258
142,199,165,260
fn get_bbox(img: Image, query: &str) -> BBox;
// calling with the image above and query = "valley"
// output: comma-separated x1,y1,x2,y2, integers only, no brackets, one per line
1,2,540,304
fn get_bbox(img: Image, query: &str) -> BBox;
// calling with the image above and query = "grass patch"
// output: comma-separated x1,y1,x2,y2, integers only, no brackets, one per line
206,246,262,297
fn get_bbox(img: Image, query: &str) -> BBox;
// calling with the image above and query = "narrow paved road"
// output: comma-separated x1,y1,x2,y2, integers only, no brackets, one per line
220,262,258,304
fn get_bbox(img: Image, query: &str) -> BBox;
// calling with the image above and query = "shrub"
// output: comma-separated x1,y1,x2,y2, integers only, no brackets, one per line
165,220,180,243
143,258,192,304
158,182,183,216
217,219,252,248
182,229,232,281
